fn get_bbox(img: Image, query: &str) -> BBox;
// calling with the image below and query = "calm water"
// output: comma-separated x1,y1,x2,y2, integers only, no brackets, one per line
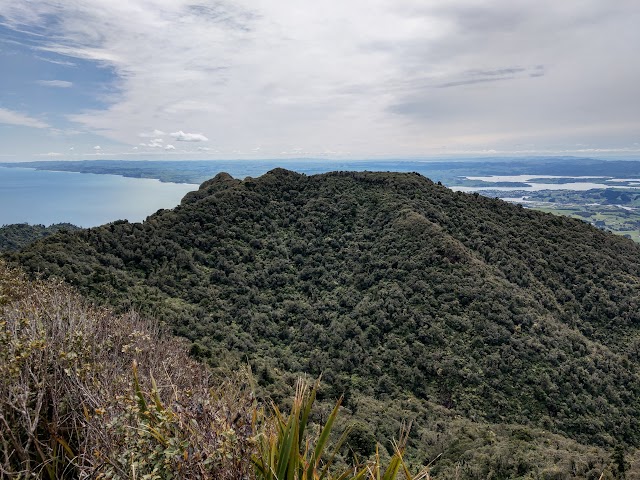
0,167,197,227
5,162,640,227
451,183,639,192
453,174,640,192
0,161,438,227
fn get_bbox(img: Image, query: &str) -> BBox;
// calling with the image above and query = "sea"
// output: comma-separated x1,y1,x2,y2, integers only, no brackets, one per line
4,159,640,228
0,161,435,227
0,167,196,227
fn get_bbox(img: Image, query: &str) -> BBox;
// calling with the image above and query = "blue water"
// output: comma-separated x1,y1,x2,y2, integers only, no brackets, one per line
0,167,197,227
0,161,450,227
7,158,638,228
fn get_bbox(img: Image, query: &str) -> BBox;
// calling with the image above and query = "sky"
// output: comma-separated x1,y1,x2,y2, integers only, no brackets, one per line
0,0,639,161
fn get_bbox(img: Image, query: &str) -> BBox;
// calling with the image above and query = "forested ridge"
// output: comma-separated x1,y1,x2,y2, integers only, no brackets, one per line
8,169,640,477
0,222,79,252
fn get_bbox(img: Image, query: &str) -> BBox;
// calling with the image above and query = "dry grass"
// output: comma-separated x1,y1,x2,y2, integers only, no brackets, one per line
0,261,255,479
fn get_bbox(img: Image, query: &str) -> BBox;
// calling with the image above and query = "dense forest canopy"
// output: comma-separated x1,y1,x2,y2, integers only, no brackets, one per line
7,169,640,477
2,259,625,479
0,223,79,252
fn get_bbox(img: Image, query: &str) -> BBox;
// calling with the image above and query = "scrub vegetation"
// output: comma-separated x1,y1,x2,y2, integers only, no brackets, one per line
6,169,640,477
0,223,79,252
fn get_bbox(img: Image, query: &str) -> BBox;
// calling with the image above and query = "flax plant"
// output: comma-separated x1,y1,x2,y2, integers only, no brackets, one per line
253,379,431,480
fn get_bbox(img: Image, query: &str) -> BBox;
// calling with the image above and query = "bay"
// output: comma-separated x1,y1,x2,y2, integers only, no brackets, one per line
0,167,196,227
6,158,640,229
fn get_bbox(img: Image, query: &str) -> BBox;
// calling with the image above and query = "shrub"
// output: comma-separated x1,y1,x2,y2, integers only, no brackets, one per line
253,378,432,480
0,261,254,479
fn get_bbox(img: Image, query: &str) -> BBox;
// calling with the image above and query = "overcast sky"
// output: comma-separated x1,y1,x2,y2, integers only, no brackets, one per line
0,0,639,161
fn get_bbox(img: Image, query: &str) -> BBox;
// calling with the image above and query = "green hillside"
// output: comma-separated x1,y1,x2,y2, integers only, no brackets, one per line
8,169,640,477
0,222,80,252
4,259,628,479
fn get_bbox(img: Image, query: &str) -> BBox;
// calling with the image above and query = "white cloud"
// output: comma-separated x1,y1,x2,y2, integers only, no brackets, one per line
1,1,639,156
49,127,83,136
164,144,175,150
139,138,164,148
138,129,166,138
36,80,73,88
35,56,76,67
41,152,62,157
0,107,49,129
69,146,74,150
170,131,208,142
93,145,101,150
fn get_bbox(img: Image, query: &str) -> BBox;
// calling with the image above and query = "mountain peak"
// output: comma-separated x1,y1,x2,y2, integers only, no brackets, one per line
8,169,640,466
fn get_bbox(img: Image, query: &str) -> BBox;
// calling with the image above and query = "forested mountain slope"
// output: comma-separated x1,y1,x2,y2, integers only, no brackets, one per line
8,169,640,470
0,222,79,252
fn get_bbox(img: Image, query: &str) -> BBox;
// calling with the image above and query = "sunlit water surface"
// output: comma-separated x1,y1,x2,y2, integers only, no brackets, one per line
0,167,197,227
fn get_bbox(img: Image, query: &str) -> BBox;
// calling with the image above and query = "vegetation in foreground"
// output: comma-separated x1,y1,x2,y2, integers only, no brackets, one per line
1,265,637,480
1,260,438,479
0,260,254,478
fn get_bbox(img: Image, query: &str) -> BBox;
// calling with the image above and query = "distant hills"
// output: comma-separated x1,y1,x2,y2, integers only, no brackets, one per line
0,223,80,252
5,156,640,185
7,169,640,477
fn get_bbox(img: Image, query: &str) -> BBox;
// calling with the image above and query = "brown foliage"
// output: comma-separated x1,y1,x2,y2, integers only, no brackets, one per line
0,261,255,479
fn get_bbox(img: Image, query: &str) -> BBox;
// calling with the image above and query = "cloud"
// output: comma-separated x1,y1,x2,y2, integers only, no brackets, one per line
93,145,101,150
0,107,49,129
434,66,542,88
49,128,83,136
435,77,508,89
0,1,639,156
170,131,208,142
164,144,175,150
36,80,73,88
138,129,166,138
35,56,77,67
41,152,62,157
139,138,164,148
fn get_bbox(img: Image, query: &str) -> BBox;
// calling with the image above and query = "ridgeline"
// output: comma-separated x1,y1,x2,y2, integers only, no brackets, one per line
0,222,79,252
7,169,640,477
